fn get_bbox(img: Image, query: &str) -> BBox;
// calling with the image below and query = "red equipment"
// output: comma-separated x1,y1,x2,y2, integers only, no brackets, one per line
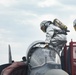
63,40,76,75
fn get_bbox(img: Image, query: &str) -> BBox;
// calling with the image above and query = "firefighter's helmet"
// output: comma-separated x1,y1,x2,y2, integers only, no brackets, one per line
40,20,52,32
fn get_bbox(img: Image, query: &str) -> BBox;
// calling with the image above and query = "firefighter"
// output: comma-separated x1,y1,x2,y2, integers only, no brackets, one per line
40,18,68,53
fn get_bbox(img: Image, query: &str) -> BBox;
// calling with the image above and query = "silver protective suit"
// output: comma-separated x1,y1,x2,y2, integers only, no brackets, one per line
45,24,67,53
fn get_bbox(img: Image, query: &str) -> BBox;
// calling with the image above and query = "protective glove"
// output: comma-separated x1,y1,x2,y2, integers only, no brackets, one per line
44,43,49,48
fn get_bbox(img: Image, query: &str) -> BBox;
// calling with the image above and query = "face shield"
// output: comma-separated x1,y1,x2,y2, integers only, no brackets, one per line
74,25,76,31
73,19,76,31
40,20,47,32
41,26,46,32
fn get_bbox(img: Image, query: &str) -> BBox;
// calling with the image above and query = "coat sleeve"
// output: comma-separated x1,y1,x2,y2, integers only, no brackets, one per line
45,25,54,44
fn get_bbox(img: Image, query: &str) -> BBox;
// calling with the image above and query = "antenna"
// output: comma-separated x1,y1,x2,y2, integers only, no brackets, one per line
8,44,12,63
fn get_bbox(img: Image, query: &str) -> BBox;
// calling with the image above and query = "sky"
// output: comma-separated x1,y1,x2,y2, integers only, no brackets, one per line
0,0,76,65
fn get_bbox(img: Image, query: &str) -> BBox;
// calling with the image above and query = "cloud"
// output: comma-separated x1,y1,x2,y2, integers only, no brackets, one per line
39,14,58,21
0,0,17,7
38,0,61,7
0,29,12,44
59,0,76,5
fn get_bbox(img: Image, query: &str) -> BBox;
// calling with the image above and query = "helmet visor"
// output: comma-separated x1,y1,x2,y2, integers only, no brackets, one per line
74,25,76,31
41,26,46,32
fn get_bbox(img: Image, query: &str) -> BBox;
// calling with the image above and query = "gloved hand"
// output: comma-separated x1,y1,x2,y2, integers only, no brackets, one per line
44,43,49,48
